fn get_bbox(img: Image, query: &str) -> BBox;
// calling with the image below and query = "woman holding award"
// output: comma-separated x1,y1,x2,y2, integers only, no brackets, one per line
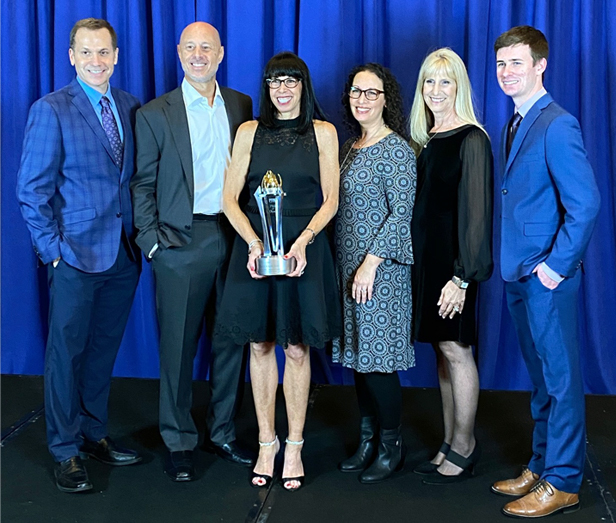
217,52,341,492
333,64,416,483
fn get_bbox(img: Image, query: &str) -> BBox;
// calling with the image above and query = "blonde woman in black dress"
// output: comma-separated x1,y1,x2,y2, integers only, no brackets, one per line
409,48,493,484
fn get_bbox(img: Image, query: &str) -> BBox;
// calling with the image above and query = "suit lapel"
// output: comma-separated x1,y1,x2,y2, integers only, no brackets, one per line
221,87,240,143
504,93,553,175
113,89,132,180
164,88,194,199
68,79,119,169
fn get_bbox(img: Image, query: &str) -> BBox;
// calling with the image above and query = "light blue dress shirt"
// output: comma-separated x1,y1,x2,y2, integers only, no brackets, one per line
181,79,230,214
76,76,124,141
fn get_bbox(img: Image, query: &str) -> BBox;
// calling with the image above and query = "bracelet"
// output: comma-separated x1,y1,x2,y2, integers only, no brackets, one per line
305,228,316,245
247,239,263,253
451,275,469,289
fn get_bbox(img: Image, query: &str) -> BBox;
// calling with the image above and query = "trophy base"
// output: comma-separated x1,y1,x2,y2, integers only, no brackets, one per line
256,256,297,276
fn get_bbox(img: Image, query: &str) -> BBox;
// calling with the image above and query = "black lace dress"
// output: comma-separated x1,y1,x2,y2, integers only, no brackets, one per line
215,118,341,348
412,125,493,345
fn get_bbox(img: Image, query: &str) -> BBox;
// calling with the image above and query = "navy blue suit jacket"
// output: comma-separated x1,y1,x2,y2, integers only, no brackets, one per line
500,93,600,282
17,78,141,273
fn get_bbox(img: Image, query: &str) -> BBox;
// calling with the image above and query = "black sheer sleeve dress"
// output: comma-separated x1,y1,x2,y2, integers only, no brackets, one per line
411,125,493,345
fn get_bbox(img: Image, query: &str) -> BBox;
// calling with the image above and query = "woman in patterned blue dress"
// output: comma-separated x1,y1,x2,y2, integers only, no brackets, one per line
333,64,416,483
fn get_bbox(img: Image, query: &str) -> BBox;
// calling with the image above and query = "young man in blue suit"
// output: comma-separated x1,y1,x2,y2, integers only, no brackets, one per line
16,18,142,493
491,26,600,518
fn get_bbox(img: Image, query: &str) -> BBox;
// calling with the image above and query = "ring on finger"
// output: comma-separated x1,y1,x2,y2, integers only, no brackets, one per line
453,306,460,312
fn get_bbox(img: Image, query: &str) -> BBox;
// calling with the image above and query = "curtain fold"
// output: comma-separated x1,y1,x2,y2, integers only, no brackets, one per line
2,0,614,393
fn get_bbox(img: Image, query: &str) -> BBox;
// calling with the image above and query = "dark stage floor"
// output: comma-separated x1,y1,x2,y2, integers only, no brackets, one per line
1,375,615,522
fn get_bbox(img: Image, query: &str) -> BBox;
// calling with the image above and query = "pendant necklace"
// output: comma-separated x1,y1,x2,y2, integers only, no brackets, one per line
423,125,443,149
341,122,388,173
340,143,357,173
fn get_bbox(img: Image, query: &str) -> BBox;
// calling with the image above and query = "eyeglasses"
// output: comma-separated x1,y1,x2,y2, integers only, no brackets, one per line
266,77,300,89
349,86,385,101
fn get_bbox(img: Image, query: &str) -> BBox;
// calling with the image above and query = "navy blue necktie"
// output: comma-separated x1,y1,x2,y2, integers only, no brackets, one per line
506,112,523,160
100,96,123,167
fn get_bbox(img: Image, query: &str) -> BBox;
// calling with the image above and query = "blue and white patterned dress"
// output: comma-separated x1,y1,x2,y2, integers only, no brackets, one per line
332,133,417,373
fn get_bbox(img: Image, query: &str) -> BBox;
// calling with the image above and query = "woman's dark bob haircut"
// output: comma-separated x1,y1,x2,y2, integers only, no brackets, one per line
259,51,325,134
342,63,409,141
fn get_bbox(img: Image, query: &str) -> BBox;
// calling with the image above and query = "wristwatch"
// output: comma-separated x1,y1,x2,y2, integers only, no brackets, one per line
451,275,469,289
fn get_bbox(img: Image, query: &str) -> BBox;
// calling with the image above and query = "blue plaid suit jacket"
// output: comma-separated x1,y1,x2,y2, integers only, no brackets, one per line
17,78,140,273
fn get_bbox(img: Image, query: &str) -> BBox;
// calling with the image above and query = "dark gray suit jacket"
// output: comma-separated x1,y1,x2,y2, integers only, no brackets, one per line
131,85,253,255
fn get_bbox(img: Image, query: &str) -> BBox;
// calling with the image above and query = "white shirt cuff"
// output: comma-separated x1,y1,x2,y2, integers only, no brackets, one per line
541,262,564,283
148,243,159,259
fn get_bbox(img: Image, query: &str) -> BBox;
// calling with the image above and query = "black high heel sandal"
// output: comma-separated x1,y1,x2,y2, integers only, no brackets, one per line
251,435,280,488
281,438,305,492
422,441,481,485
413,441,451,475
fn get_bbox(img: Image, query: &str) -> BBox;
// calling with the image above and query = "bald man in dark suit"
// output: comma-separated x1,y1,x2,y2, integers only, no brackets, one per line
131,21,253,482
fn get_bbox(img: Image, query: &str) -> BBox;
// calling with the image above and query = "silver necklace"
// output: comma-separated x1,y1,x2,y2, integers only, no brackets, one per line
340,140,358,173
423,132,438,148
341,123,388,172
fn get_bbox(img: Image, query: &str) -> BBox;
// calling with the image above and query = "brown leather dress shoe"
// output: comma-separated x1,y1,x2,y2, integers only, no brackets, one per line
502,480,579,518
492,467,540,496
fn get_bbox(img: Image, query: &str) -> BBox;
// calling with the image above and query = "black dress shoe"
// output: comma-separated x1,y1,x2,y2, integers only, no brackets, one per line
422,442,481,485
80,437,142,466
55,456,93,493
207,441,255,467
413,442,451,475
165,450,195,482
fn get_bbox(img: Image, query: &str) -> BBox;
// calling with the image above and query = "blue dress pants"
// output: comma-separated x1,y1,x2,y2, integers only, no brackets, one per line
45,242,140,462
505,270,585,493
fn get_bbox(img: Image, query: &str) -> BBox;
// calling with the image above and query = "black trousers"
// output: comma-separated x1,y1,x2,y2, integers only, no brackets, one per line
45,240,140,462
152,218,245,451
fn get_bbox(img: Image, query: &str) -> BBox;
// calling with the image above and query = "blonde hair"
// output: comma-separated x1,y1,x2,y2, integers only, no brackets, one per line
409,48,486,154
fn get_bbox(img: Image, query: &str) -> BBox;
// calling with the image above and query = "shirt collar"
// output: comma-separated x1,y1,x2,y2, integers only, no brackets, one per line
76,76,112,106
517,87,547,118
181,79,224,108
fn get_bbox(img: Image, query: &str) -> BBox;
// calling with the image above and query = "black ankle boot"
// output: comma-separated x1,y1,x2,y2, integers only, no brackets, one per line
338,416,377,472
359,425,405,483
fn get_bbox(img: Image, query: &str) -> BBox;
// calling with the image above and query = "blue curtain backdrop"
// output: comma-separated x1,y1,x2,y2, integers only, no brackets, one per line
2,0,615,393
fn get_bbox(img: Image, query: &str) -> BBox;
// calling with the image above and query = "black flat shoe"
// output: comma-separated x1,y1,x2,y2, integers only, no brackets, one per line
80,436,142,466
55,456,93,493
164,450,195,482
422,442,481,485
208,441,255,467
413,442,451,475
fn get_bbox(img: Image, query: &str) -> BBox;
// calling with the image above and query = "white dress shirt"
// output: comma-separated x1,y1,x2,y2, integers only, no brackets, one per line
182,79,231,215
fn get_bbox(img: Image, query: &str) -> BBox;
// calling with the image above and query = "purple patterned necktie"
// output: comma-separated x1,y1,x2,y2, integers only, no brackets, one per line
100,96,123,167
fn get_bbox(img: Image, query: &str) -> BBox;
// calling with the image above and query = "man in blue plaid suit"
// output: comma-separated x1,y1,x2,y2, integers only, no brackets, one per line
16,18,142,493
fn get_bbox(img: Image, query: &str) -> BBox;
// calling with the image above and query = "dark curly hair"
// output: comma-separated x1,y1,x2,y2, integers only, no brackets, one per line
342,63,408,141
